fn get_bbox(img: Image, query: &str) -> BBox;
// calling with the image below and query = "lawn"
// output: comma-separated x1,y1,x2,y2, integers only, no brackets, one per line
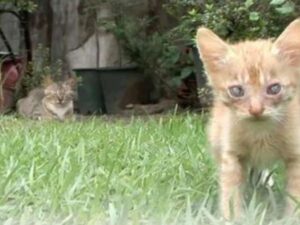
0,114,298,225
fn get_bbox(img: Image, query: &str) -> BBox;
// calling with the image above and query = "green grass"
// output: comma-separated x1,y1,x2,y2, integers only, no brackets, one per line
0,114,298,224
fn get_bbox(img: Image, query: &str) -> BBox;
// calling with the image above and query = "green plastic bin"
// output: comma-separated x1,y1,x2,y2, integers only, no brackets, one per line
74,66,143,114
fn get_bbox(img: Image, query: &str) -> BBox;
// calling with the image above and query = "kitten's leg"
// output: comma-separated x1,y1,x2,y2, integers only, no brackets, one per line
285,159,300,215
219,152,245,220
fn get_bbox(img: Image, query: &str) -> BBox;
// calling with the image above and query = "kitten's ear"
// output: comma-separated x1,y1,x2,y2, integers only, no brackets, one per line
273,18,300,66
42,75,54,88
65,76,77,89
196,27,231,73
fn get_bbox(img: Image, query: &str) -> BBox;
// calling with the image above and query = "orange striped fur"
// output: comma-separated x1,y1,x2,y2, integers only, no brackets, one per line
196,18,300,220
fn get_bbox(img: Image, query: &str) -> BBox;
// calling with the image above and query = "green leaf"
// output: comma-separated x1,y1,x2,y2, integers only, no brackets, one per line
270,0,285,6
275,2,295,14
188,9,197,16
169,50,180,64
245,0,254,8
180,67,194,79
249,12,260,21
170,77,182,87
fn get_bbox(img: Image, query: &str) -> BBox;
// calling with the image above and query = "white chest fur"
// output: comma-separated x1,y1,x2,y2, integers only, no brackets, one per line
44,101,73,120
232,120,284,168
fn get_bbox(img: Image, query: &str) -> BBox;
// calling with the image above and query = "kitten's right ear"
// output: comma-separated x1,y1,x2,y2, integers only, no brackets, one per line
196,28,231,73
272,18,300,66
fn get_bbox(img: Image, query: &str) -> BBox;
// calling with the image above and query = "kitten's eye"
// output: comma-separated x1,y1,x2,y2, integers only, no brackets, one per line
267,83,281,95
228,85,245,98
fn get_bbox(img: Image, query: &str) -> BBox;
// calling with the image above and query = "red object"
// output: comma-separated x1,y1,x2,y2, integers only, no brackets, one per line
1,56,22,89
0,56,23,112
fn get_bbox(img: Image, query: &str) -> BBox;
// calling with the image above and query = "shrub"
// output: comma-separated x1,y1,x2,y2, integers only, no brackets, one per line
22,45,62,93
165,0,299,44
101,1,194,96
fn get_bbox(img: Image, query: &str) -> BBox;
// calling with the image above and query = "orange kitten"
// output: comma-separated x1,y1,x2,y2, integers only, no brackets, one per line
196,19,300,220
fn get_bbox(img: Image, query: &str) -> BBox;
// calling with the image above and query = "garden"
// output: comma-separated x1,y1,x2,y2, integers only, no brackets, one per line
0,0,300,224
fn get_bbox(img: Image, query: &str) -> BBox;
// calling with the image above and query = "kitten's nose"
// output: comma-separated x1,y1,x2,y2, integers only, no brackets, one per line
58,97,63,103
249,104,264,117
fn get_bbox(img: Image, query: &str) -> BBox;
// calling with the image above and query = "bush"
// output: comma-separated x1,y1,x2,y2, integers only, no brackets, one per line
166,0,299,44
22,45,62,93
101,2,195,96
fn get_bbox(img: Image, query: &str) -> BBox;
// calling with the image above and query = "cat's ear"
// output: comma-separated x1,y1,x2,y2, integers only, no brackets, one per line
42,75,54,88
64,76,77,89
196,27,231,73
272,18,300,66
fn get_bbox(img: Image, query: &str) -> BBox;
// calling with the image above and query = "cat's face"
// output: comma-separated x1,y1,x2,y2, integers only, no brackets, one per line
44,78,76,106
196,19,300,121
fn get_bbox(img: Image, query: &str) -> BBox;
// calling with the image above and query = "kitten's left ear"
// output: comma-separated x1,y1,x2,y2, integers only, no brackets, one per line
273,18,300,66
196,27,231,74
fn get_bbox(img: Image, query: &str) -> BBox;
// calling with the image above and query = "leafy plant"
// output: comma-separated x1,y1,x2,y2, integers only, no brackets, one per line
99,0,208,106
22,45,62,93
162,0,299,108
103,16,190,95
165,0,299,44
101,0,298,106
0,0,37,12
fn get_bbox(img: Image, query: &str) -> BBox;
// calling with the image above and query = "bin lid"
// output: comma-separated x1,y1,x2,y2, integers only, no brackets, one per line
0,51,11,56
73,65,138,72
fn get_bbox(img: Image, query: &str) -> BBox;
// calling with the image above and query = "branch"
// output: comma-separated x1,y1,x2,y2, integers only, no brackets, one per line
0,9,21,20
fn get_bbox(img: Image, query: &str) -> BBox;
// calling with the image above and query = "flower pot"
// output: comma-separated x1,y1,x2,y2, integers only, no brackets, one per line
73,68,106,115
0,53,23,113
74,66,156,114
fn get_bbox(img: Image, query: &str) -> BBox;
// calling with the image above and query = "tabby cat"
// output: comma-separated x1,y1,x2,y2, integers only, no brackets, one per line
17,77,76,121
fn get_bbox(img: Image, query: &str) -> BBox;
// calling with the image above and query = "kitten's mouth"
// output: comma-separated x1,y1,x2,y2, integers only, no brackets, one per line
246,115,269,122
